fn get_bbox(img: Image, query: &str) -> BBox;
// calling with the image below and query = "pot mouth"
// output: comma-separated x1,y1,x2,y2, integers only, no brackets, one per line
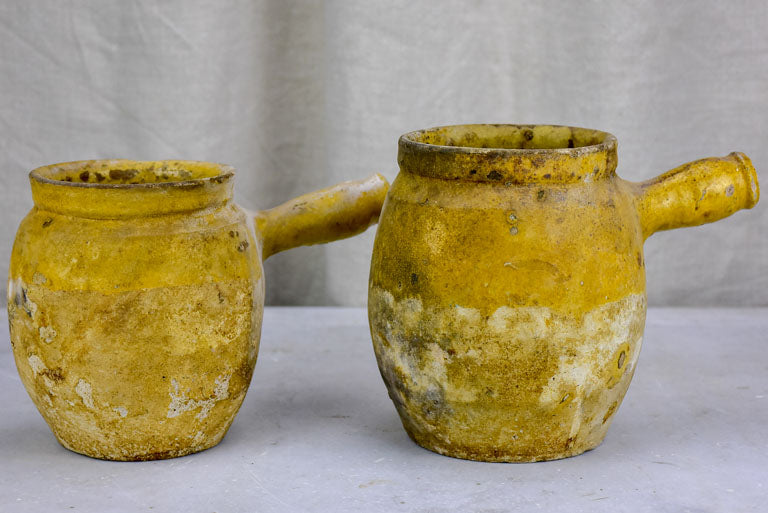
30,159,234,189
29,160,235,219
398,124,618,184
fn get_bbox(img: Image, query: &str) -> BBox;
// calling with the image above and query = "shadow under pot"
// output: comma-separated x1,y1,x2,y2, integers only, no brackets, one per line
8,159,388,461
368,124,759,462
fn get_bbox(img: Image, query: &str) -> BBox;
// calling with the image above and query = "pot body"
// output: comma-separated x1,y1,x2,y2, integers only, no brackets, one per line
9,163,263,460
370,173,645,462
369,124,758,462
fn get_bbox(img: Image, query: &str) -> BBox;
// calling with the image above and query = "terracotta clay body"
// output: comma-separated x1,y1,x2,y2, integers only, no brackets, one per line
8,160,388,460
368,125,759,462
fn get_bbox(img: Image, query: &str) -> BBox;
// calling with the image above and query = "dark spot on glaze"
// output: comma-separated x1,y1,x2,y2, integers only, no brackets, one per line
421,387,447,420
109,169,138,181
42,218,53,228
726,184,735,197
543,173,551,179
537,190,546,200
470,169,477,175
291,201,308,212
79,171,90,182
410,273,419,285
229,230,235,238
523,129,534,141
237,240,249,252
486,170,503,181
20,288,33,317
568,138,574,148
40,367,64,383
95,173,105,182
636,252,643,267
64,176,72,182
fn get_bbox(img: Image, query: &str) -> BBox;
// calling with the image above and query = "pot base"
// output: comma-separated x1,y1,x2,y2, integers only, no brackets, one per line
403,426,603,463
53,428,230,461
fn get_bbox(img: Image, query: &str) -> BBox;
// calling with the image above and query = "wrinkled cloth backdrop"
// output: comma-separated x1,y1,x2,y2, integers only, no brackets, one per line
1,0,766,306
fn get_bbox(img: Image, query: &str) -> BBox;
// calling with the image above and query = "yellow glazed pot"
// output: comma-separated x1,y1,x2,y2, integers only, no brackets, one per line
368,124,759,462
8,159,388,461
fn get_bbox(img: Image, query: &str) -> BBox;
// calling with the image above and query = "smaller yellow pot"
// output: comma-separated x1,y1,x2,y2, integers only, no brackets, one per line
8,159,388,461
368,124,759,462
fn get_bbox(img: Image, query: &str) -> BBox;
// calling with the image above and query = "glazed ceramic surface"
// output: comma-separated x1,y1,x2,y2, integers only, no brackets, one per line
368,125,759,462
8,160,388,461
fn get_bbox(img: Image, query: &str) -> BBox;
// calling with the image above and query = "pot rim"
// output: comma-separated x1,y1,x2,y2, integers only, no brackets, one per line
29,159,235,189
399,124,617,156
28,160,236,219
398,124,618,184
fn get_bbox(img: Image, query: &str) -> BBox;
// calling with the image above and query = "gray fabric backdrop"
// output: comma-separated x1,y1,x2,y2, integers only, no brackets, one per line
1,0,766,306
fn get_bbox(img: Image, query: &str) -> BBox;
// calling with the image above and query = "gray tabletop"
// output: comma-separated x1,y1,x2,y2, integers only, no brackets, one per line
1,308,766,513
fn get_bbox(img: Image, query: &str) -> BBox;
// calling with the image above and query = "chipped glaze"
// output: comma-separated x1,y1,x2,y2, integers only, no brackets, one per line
9,159,388,461
368,124,759,462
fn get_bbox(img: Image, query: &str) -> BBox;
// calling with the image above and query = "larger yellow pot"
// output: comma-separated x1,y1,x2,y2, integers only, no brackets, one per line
368,124,759,462
8,159,388,460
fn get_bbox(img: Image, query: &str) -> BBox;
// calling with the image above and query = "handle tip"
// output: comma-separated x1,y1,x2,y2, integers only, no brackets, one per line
731,152,759,209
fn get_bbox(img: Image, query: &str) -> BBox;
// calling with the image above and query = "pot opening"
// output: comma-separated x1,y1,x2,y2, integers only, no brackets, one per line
404,125,610,151
29,160,235,218
398,124,617,184
30,160,233,188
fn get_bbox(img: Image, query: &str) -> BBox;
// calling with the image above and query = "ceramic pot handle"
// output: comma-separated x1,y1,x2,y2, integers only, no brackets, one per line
254,174,389,260
634,152,759,239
